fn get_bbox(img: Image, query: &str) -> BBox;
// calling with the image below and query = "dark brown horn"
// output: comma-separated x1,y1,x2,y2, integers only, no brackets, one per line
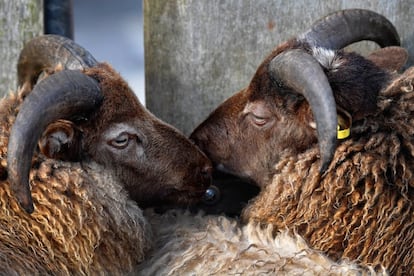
7,70,103,213
268,49,337,173
17,34,97,89
300,9,400,49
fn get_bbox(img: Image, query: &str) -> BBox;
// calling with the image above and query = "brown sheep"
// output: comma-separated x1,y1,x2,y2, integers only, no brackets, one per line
0,35,212,274
190,9,414,274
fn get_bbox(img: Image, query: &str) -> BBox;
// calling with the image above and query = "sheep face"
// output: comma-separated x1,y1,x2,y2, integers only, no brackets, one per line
92,118,212,207
191,85,316,187
82,64,212,207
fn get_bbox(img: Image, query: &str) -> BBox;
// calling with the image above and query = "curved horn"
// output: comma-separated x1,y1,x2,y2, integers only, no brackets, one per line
300,9,400,49
8,70,103,213
17,34,97,89
269,49,337,173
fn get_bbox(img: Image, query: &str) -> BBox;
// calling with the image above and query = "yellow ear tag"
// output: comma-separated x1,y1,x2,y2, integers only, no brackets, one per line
336,111,352,139
337,124,350,139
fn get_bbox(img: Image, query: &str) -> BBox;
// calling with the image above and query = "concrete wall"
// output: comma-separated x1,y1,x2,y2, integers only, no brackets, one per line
144,0,413,135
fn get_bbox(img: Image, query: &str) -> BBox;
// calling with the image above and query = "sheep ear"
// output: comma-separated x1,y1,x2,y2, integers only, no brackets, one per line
38,119,82,161
367,46,408,72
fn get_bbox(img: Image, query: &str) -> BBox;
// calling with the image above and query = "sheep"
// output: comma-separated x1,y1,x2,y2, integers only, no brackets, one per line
188,8,414,274
0,34,212,274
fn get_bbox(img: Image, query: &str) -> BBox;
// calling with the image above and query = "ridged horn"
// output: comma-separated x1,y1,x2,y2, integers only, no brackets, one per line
300,9,400,50
7,70,103,213
17,34,97,89
269,49,337,173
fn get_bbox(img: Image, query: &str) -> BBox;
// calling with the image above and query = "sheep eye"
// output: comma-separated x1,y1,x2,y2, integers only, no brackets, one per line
243,101,272,127
109,133,130,149
251,114,269,126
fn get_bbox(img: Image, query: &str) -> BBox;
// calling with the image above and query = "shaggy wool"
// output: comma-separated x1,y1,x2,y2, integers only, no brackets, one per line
138,209,382,275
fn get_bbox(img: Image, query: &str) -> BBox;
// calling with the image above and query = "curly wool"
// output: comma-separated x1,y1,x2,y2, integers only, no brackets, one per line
0,88,152,274
242,67,414,275
138,209,380,275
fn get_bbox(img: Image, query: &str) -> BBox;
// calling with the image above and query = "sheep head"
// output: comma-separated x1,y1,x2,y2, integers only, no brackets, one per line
8,35,212,213
190,9,406,188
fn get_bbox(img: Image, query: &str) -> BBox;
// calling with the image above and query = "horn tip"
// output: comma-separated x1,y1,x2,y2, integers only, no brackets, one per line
11,185,35,214
319,161,330,176
18,195,34,214
319,147,335,176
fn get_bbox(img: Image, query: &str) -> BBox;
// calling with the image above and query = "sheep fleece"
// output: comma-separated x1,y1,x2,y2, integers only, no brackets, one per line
138,209,380,275
242,67,414,274
0,81,151,274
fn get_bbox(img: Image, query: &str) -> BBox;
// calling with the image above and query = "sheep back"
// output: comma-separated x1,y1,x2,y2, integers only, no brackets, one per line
0,87,151,274
242,67,414,274
138,209,379,275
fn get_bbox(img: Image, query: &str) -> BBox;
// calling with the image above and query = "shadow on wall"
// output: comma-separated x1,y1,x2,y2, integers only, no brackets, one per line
73,0,145,103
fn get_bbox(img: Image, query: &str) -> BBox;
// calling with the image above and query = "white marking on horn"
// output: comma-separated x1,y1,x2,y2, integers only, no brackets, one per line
311,47,344,72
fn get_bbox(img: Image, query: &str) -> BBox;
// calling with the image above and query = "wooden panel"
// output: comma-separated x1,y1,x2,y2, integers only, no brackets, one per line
0,0,43,95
